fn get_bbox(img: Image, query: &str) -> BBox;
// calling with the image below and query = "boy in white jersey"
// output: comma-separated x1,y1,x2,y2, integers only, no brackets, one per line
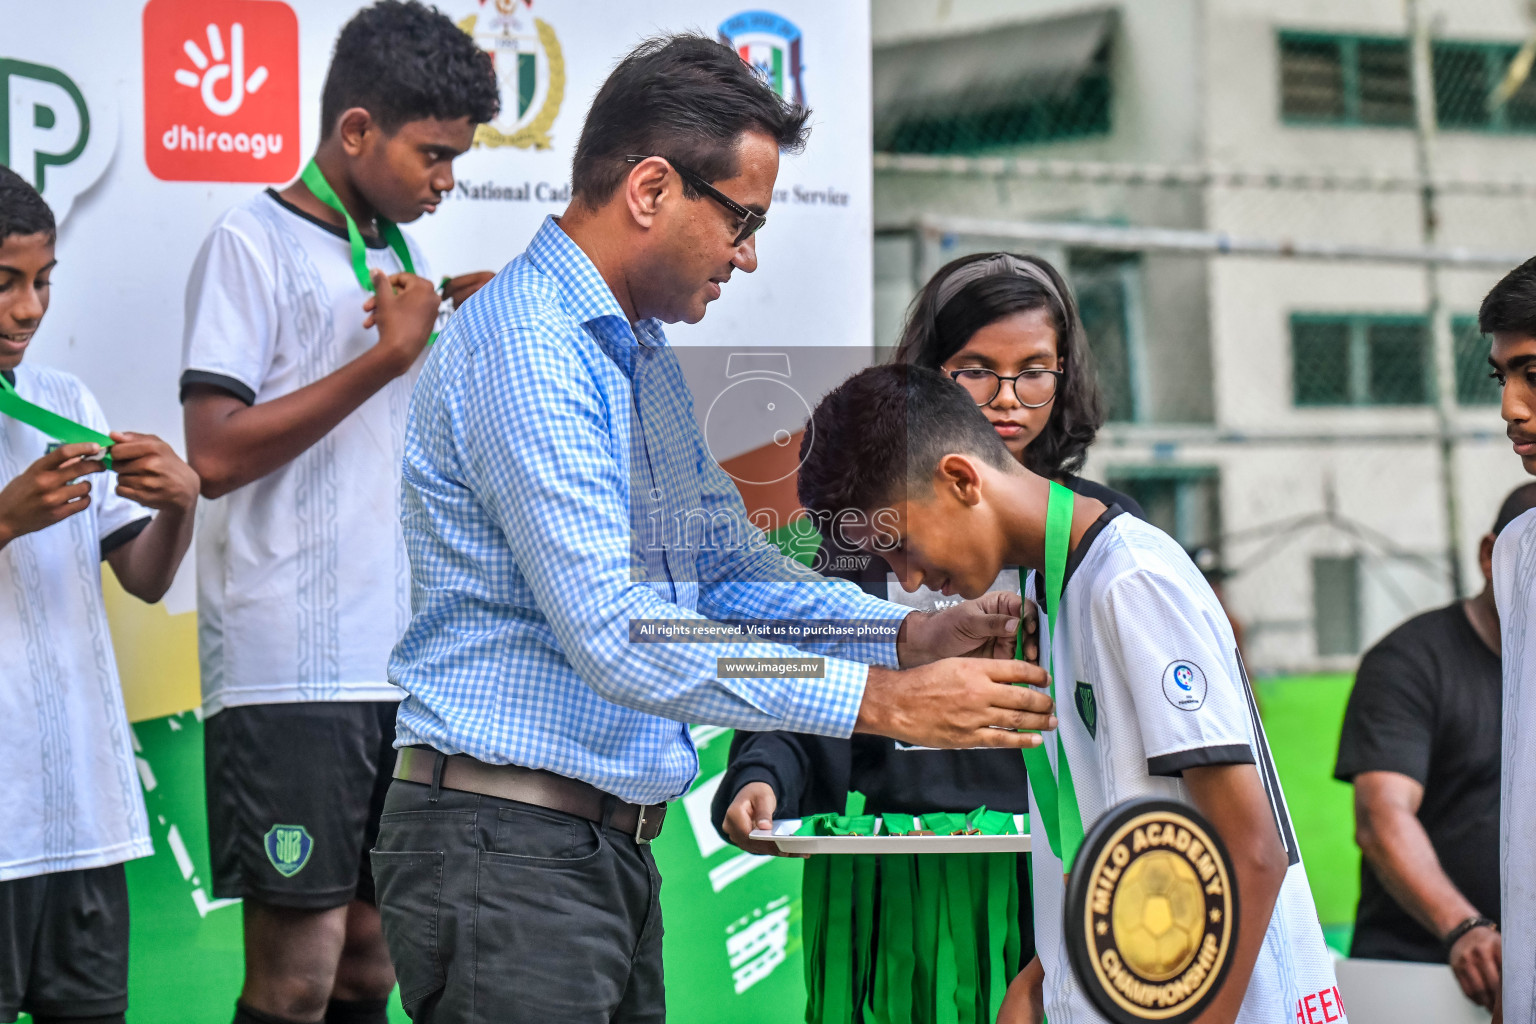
1480,256,1536,1024
179,5,498,1024
0,169,199,1024
796,364,1343,1024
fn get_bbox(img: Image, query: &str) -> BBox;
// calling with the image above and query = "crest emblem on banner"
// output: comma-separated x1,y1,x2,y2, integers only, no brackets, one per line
263,824,313,877
718,11,806,105
457,0,565,150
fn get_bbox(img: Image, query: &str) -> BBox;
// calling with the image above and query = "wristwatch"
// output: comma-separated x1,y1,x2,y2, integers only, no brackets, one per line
1443,915,1498,950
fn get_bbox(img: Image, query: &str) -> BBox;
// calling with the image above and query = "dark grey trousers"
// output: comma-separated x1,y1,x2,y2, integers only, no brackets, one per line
372,779,665,1023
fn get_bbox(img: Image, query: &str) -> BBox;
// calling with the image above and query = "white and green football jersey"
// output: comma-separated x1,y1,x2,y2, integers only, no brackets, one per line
1032,510,1344,1024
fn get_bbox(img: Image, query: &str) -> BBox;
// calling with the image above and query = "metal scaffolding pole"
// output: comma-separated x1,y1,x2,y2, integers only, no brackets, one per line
1408,0,1468,599
879,217,1527,270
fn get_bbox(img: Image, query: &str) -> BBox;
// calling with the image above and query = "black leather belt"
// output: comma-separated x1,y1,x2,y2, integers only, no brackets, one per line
393,748,667,844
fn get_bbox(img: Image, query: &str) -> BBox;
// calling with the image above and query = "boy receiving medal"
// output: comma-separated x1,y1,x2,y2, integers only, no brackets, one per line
796,364,1344,1024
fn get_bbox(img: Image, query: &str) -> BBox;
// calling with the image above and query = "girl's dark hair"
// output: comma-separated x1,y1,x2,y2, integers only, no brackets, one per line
890,252,1105,478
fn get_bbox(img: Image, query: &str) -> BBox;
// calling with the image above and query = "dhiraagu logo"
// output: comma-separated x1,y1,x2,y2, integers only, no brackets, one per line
0,58,116,226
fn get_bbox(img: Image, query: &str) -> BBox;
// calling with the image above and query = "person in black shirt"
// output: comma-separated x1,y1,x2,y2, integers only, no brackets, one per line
1335,482,1536,1011
712,252,1145,983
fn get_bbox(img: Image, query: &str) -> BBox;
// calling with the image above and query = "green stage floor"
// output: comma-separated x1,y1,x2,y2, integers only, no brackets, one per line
19,674,1360,1023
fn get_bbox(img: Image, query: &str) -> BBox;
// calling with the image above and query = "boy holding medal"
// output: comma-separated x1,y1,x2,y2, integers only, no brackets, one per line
178,5,498,1023
0,168,199,1024
795,364,1342,1024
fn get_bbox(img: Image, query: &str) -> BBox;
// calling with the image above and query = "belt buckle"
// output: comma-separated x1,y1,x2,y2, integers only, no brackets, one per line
634,805,654,845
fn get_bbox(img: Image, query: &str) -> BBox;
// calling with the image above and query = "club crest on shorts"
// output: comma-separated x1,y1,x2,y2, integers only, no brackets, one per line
1161,660,1207,711
1064,799,1239,1024
264,824,313,878
1076,681,1098,739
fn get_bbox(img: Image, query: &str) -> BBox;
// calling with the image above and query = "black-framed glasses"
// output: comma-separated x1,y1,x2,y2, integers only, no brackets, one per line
625,154,766,246
948,367,1064,408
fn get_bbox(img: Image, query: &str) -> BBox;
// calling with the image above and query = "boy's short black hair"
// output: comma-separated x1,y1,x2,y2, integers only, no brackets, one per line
320,1,499,138
798,364,1017,522
0,166,56,245
1480,255,1536,338
571,34,810,208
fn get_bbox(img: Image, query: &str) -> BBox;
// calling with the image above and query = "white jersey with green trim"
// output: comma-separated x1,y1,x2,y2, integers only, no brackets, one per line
1032,510,1343,1024
0,365,153,881
1494,507,1536,1024
180,191,432,715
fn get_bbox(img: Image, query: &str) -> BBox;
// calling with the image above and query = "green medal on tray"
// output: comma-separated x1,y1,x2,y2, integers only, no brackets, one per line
796,794,1024,1024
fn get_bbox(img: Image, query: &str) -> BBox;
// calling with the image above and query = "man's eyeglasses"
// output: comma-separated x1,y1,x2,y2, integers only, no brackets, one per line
625,155,766,246
948,367,1064,409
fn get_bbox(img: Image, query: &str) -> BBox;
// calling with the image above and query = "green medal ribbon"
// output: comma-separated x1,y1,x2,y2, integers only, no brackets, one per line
298,160,438,343
300,160,418,289
0,374,114,470
1016,480,1087,872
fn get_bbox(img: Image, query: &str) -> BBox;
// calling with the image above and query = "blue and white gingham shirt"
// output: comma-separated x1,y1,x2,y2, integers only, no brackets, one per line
391,217,909,804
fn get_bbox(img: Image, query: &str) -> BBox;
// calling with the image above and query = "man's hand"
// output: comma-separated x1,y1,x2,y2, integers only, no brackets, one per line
0,442,104,548
855,659,1055,749
996,955,1044,1023
1448,923,1501,1010
109,432,199,512
441,271,495,308
363,270,442,375
722,781,803,859
899,590,1026,666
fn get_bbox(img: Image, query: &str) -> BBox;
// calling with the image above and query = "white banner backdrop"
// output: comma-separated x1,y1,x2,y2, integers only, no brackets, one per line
2,0,872,615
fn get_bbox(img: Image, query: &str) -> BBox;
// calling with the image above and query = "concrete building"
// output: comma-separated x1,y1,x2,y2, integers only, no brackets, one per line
871,0,1536,672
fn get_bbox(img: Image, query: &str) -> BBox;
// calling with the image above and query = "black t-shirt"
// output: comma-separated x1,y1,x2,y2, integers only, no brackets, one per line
1334,602,1502,962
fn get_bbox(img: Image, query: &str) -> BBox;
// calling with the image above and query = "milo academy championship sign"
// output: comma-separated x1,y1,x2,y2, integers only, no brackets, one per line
1064,799,1239,1024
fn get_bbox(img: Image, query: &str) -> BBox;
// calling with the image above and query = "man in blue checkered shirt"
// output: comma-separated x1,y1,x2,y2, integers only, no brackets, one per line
372,35,1057,1023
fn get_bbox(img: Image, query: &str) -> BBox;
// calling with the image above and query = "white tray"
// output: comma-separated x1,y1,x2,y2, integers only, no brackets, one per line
750,816,1031,855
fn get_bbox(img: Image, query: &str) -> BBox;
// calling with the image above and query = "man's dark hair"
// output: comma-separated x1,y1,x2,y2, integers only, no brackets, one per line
797,364,1018,522
1479,256,1536,338
320,1,499,138
571,34,811,207
0,166,55,245
1493,482,1536,536
892,251,1106,477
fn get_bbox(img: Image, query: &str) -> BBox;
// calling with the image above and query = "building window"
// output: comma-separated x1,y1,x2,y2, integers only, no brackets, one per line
1313,555,1362,656
1279,31,1536,132
1454,316,1500,405
1105,466,1221,553
1070,250,1145,422
874,11,1114,154
1280,33,1412,126
1291,314,1428,407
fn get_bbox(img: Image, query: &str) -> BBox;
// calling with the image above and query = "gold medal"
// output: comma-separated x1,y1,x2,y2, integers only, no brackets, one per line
1064,799,1239,1023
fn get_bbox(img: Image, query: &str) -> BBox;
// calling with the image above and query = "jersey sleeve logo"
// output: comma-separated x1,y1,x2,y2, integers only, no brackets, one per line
1162,661,1208,711
1075,681,1098,739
